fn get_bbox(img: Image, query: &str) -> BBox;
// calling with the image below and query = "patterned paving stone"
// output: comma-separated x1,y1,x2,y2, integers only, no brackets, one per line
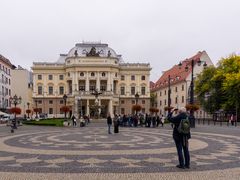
0,123,239,175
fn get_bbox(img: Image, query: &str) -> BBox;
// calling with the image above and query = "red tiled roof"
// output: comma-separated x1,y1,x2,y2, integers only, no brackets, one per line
150,81,155,89
151,51,204,91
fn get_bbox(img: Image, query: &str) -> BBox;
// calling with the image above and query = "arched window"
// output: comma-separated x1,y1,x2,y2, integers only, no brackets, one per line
80,72,84,77
91,72,95,77
102,72,106,77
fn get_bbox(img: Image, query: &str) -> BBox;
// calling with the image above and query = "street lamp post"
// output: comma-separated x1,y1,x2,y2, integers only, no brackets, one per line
63,94,68,119
168,75,171,114
135,92,139,115
35,100,39,118
77,96,83,119
9,94,22,129
179,58,207,128
27,102,30,118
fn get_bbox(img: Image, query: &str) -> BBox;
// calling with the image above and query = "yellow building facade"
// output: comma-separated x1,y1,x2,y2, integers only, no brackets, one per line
32,42,151,118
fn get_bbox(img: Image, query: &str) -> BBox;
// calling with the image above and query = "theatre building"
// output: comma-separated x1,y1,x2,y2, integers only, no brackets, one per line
32,42,151,118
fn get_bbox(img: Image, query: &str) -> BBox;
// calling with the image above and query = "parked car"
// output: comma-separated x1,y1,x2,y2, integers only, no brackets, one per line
0,114,14,122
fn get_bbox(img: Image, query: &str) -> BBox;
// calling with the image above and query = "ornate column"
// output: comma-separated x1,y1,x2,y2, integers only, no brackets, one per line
86,99,89,116
109,99,113,117
107,72,111,91
96,72,100,90
86,72,89,91
98,99,101,115
75,71,79,92
74,96,78,115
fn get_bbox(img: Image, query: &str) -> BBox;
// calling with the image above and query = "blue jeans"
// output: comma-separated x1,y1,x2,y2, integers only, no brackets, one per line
174,138,190,167
108,124,112,134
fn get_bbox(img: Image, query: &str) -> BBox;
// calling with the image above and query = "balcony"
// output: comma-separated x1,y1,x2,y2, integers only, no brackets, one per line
74,90,114,97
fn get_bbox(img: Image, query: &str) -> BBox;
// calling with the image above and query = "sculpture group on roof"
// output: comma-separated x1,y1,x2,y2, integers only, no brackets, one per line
86,47,100,57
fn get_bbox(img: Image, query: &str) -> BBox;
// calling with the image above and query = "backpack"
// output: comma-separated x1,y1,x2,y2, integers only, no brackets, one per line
178,117,190,135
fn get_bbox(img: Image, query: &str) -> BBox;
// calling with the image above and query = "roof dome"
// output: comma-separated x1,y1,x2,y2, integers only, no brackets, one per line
67,42,120,59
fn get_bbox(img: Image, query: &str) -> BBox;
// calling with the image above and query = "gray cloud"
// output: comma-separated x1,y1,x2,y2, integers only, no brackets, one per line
0,0,239,81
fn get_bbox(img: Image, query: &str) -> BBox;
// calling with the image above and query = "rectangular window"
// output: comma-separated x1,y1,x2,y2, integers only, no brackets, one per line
48,86,53,95
182,85,184,91
100,85,106,91
121,75,125,81
164,99,166,105
142,100,145,104
49,100,53,104
141,75,145,80
131,87,135,95
90,86,95,91
38,100,42,104
131,75,135,81
79,86,85,91
38,86,42,95
5,88,8,95
120,87,125,95
121,108,125,115
59,86,64,95
164,90,166,95
48,75,53,80
59,75,64,80
175,87,178,92
132,100,135,104
49,108,53,114
60,100,64,104
175,96,178,104
38,75,42,80
141,87,145,95
160,91,162,96
182,96,184,103
160,100,162,106
121,100,125,104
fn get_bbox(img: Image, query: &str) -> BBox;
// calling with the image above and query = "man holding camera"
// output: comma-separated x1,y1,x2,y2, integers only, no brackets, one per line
168,107,191,169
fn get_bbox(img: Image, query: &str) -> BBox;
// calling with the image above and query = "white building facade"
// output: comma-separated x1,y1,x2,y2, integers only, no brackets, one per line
32,42,151,118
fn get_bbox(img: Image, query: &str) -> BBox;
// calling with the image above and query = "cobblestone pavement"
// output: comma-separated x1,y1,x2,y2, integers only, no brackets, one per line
0,123,240,179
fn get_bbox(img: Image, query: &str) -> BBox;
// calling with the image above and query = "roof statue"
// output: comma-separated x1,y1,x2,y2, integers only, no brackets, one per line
107,50,111,57
86,47,100,57
74,50,78,57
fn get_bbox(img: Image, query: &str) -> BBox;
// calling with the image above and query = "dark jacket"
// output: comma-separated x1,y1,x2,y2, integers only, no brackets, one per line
168,112,191,141
107,116,112,125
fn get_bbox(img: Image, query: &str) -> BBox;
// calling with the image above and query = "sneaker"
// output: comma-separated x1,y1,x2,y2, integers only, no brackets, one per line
176,165,185,169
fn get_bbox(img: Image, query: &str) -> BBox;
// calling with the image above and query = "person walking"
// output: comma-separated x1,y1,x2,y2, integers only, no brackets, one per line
168,107,191,169
107,113,112,134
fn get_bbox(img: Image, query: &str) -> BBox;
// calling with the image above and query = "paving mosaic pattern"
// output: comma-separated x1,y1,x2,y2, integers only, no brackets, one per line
0,124,240,174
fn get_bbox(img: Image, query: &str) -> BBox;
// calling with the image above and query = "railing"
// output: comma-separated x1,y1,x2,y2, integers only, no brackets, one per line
196,118,238,127
74,91,114,97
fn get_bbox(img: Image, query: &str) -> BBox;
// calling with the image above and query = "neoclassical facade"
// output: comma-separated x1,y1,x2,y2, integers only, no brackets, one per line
32,42,151,118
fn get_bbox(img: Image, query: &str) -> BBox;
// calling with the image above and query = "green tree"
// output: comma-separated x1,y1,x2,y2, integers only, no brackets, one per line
214,55,240,111
195,66,225,113
195,54,240,116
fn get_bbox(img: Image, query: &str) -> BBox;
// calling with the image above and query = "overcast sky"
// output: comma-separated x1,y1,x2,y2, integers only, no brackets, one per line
0,0,239,82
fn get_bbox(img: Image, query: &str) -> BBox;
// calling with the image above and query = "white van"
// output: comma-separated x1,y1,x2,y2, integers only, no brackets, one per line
1,114,14,122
